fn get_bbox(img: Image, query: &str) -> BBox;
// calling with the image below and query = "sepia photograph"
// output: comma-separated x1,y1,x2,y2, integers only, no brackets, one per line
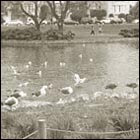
1,1,139,139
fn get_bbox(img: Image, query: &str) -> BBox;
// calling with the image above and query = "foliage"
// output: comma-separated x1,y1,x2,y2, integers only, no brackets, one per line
43,29,75,40
119,28,139,37
110,112,139,132
109,13,114,17
130,2,139,19
118,13,126,19
70,2,88,23
46,1,70,32
126,14,134,23
1,27,75,41
1,27,42,40
39,5,49,20
70,11,87,23
47,115,75,139
19,2,49,31
90,9,107,20
1,113,37,139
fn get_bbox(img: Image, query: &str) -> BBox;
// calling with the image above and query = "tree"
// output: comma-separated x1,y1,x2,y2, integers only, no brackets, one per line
90,9,107,20
46,1,70,33
130,1,139,19
19,1,48,31
70,2,88,23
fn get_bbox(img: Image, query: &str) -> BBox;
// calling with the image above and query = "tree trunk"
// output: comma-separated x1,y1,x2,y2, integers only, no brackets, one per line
57,20,63,34
35,23,40,31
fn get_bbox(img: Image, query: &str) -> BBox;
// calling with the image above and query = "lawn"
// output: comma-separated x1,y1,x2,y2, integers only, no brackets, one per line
1,23,139,42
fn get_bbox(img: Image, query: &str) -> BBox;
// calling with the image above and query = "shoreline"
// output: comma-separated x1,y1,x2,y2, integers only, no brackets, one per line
1,37,139,47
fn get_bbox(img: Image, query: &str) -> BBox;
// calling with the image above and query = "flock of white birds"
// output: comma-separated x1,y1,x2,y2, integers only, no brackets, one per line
1,43,139,111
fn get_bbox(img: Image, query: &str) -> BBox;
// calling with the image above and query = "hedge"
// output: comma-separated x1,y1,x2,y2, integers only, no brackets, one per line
1,27,75,41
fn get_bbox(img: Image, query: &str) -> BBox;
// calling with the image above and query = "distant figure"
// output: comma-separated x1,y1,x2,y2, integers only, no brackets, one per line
90,25,95,35
98,25,102,33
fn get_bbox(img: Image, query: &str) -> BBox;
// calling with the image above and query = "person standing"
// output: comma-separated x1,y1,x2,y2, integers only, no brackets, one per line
90,25,95,35
98,25,102,33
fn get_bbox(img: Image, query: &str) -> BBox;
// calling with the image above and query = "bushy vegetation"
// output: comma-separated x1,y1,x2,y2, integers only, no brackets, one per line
126,14,135,23
118,13,126,19
1,112,37,139
1,97,139,139
1,27,42,40
90,9,107,20
1,27,75,41
119,28,139,37
43,29,75,40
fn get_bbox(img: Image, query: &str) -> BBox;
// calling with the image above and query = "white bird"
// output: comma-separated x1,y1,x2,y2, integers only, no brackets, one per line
92,91,103,100
37,71,42,77
28,61,32,65
40,85,48,95
25,65,29,69
111,93,120,99
32,85,48,97
59,87,73,94
60,62,66,67
44,61,48,68
77,94,89,102
78,54,83,59
4,97,19,110
73,73,87,86
89,58,93,62
82,43,86,47
18,82,29,87
10,65,16,70
56,98,66,105
13,69,20,76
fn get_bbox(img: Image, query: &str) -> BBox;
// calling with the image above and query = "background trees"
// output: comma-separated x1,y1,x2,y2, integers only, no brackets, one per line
46,1,70,33
90,9,107,20
19,1,49,31
129,1,139,19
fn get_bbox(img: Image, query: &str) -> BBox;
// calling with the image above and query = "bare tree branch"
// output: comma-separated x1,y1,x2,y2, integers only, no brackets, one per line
20,2,34,18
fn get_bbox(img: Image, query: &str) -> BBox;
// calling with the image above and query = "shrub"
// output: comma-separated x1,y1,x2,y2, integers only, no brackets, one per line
126,14,134,23
1,27,42,40
90,9,107,20
110,113,139,132
1,113,37,139
118,13,126,19
119,28,139,37
109,13,114,17
43,29,75,40
47,115,75,139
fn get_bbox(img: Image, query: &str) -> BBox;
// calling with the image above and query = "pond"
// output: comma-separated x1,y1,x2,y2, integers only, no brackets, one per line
1,41,139,101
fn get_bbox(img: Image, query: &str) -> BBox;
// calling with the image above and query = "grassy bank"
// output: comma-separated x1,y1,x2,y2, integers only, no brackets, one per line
1,24,139,47
1,96,139,139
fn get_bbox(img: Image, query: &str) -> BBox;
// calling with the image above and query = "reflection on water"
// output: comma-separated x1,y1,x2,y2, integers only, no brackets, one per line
1,42,139,99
